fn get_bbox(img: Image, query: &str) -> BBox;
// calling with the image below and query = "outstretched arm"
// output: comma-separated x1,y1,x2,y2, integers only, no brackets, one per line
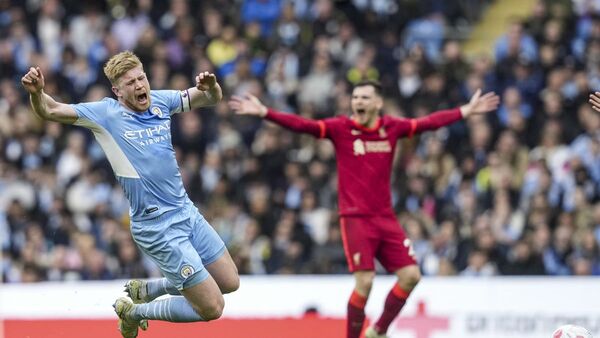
408,89,500,136
21,67,77,124
187,71,223,108
228,94,325,137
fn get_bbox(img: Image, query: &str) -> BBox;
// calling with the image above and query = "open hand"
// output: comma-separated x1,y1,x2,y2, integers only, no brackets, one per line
460,89,500,118
228,94,268,117
21,67,45,94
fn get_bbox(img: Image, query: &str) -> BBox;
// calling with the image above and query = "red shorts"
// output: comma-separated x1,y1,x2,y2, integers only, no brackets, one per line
340,215,416,272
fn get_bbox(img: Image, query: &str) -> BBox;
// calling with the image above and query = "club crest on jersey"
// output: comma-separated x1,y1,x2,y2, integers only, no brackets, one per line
151,106,163,117
351,129,361,135
180,265,195,279
353,139,366,155
378,127,387,138
353,253,361,266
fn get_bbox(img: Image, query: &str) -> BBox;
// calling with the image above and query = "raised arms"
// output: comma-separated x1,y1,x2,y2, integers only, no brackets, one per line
229,89,499,138
21,67,78,124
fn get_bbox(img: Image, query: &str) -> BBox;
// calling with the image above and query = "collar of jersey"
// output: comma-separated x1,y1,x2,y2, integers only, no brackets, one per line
351,116,382,132
119,102,154,119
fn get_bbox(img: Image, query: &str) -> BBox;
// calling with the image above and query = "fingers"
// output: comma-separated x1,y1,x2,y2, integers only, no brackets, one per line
228,101,246,115
196,71,216,91
197,71,215,82
470,88,482,102
22,69,39,86
228,101,240,111
478,92,498,103
227,96,245,112
480,92,499,105
227,94,263,115
228,97,241,107
487,95,500,105
480,91,496,99
243,93,253,101
37,67,44,82
31,67,39,81
589,93,600,107
244,93,263,106
486,95,500,105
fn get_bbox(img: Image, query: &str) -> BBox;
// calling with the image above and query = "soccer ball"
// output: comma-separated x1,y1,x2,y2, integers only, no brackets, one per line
552,325,593,338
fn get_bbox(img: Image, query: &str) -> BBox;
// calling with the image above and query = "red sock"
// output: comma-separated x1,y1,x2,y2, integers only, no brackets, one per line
374,284,410,334
347,290,367,338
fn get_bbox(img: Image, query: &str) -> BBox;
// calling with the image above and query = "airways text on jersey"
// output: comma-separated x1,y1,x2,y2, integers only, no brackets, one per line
123,121,172,147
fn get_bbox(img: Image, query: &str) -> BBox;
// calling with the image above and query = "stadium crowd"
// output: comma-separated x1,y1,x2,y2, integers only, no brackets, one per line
2,0,600,282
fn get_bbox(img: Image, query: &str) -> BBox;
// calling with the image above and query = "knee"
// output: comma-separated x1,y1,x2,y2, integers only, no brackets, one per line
195,298,224,321
400,268,421,290
409,269,421,287
355,272,375,295
221,275,240,294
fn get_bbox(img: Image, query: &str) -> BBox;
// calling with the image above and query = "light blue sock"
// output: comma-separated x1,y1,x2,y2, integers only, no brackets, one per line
146,278,180,301
132,296,204,322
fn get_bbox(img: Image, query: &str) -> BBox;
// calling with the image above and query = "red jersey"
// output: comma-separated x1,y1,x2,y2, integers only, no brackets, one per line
265,108,462,217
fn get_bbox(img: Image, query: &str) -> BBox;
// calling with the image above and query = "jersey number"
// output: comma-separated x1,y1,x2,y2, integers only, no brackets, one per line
403,238,416,258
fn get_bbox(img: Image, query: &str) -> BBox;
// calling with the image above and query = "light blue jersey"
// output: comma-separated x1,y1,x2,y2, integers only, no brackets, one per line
73,90,225,289
72,90,193,221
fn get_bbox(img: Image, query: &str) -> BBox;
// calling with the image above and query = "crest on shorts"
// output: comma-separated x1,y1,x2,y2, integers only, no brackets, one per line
151,106,163,117
353,253,361,266
180,265,195,279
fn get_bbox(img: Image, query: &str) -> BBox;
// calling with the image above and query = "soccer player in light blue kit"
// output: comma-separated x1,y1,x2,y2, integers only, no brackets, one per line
21,51,240,338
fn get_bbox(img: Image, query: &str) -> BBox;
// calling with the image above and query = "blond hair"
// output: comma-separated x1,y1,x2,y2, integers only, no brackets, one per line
103,51,142,85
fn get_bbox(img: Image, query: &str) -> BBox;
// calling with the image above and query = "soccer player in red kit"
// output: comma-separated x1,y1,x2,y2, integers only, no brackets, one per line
229,81,499,338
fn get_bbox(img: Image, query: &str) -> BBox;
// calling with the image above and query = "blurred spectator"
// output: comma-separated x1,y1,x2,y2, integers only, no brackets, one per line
503,240,545,275
403,12,446,62
460,249,498,276
207,25,239,70
297,52,335,112
495,19,538,62
241,0,281,38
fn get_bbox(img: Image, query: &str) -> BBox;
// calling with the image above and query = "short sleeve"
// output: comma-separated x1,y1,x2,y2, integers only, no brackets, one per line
71,100,110,128
153,89,191,115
